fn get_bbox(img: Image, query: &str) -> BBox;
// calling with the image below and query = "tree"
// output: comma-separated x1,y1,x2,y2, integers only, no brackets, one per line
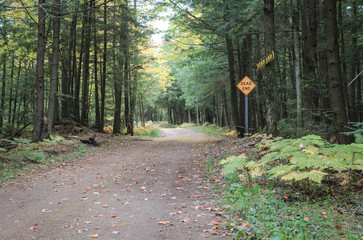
263,0,278,136
324,0,350,144
48,0,61,137
33,0,47,142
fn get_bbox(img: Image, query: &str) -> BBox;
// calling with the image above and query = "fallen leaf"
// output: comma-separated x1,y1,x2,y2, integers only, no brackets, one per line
30,224,38,230
158,221,171,225
241,222,249,227
90,233,98,238
211,221,222,225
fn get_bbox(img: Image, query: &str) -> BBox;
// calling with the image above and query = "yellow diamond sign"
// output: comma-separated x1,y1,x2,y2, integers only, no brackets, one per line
237,76,256,96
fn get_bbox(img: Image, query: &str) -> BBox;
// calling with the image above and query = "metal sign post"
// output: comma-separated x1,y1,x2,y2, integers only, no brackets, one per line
245,95,248,137
236,76,256,138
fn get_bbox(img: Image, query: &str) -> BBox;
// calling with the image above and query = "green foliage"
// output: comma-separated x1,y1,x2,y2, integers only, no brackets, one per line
219,154,248,175
344,122,363,143
0,135,83,184
187,124,237,138
219,134,363,185
42,135,70,146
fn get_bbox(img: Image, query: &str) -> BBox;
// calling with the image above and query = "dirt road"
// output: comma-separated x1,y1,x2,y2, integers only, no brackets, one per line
0,128,228,240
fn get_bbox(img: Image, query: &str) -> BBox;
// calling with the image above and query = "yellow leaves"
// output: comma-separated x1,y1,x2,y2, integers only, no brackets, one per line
90,233,98,238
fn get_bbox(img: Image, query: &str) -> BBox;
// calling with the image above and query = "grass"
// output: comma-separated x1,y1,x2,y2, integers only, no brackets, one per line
217,172,362,239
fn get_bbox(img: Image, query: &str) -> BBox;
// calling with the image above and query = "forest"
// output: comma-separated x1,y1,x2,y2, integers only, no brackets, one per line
0,0,361,144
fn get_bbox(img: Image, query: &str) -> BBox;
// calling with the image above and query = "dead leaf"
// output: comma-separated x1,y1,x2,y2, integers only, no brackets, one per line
90,233,98,238
158,221,171,225
30,224,38,230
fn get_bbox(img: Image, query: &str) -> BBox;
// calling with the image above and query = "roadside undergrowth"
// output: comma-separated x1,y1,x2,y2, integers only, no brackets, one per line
0,135,89,185
134,124,163,137
202,134,362,239
186,122,237,138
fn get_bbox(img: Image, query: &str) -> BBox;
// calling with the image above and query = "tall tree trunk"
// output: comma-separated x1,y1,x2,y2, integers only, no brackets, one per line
93,3,101,131
140,97,145,127
74,20,84,123
12,61,21,128
8,53,15,125
113,9,121,134
48,0,61,137
292,0,302,133
33,0,46,141
130,70,137,136
0,55,6,131
81,0,91,126
263,0,278,136
62,4,77,120
113,30,122,134
302,0,319,124
255,33,264,130
324,0,350,144
226,36,242,136
349,0,361,122
101,1,107,131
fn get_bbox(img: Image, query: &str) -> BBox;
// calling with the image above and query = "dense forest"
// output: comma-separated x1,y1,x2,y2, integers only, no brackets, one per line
0,0,361,144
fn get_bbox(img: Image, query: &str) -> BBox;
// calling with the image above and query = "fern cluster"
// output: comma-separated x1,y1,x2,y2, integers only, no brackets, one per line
219,134,363,185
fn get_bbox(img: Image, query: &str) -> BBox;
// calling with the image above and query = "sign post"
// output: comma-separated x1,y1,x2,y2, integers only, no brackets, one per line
237,76,256,137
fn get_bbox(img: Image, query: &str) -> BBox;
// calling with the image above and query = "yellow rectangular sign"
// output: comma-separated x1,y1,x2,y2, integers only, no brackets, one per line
256,51,275,71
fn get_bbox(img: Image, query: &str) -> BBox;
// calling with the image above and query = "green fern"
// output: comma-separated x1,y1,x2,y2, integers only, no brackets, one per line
219,154,248,174
281,170,327,183
268,165,296,179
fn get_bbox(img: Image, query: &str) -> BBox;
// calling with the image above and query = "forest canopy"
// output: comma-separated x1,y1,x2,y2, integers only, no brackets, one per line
0,0,361,144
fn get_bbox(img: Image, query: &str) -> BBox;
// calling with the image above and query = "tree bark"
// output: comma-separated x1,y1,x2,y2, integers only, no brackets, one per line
0,55,6,131
48,0,61,137
101,1,107,131
8,53,15,125
324,0,350,144
263,0,278,136
113,13,122,134
93,3,101,131
62,4,77,120
226,36,243,136
33,0,46,142
349,0,361,122
81,0,91,126
292,0,302,133
302,0,319,124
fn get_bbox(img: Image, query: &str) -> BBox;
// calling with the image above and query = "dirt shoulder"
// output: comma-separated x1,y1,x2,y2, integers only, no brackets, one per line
0,128,229,240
